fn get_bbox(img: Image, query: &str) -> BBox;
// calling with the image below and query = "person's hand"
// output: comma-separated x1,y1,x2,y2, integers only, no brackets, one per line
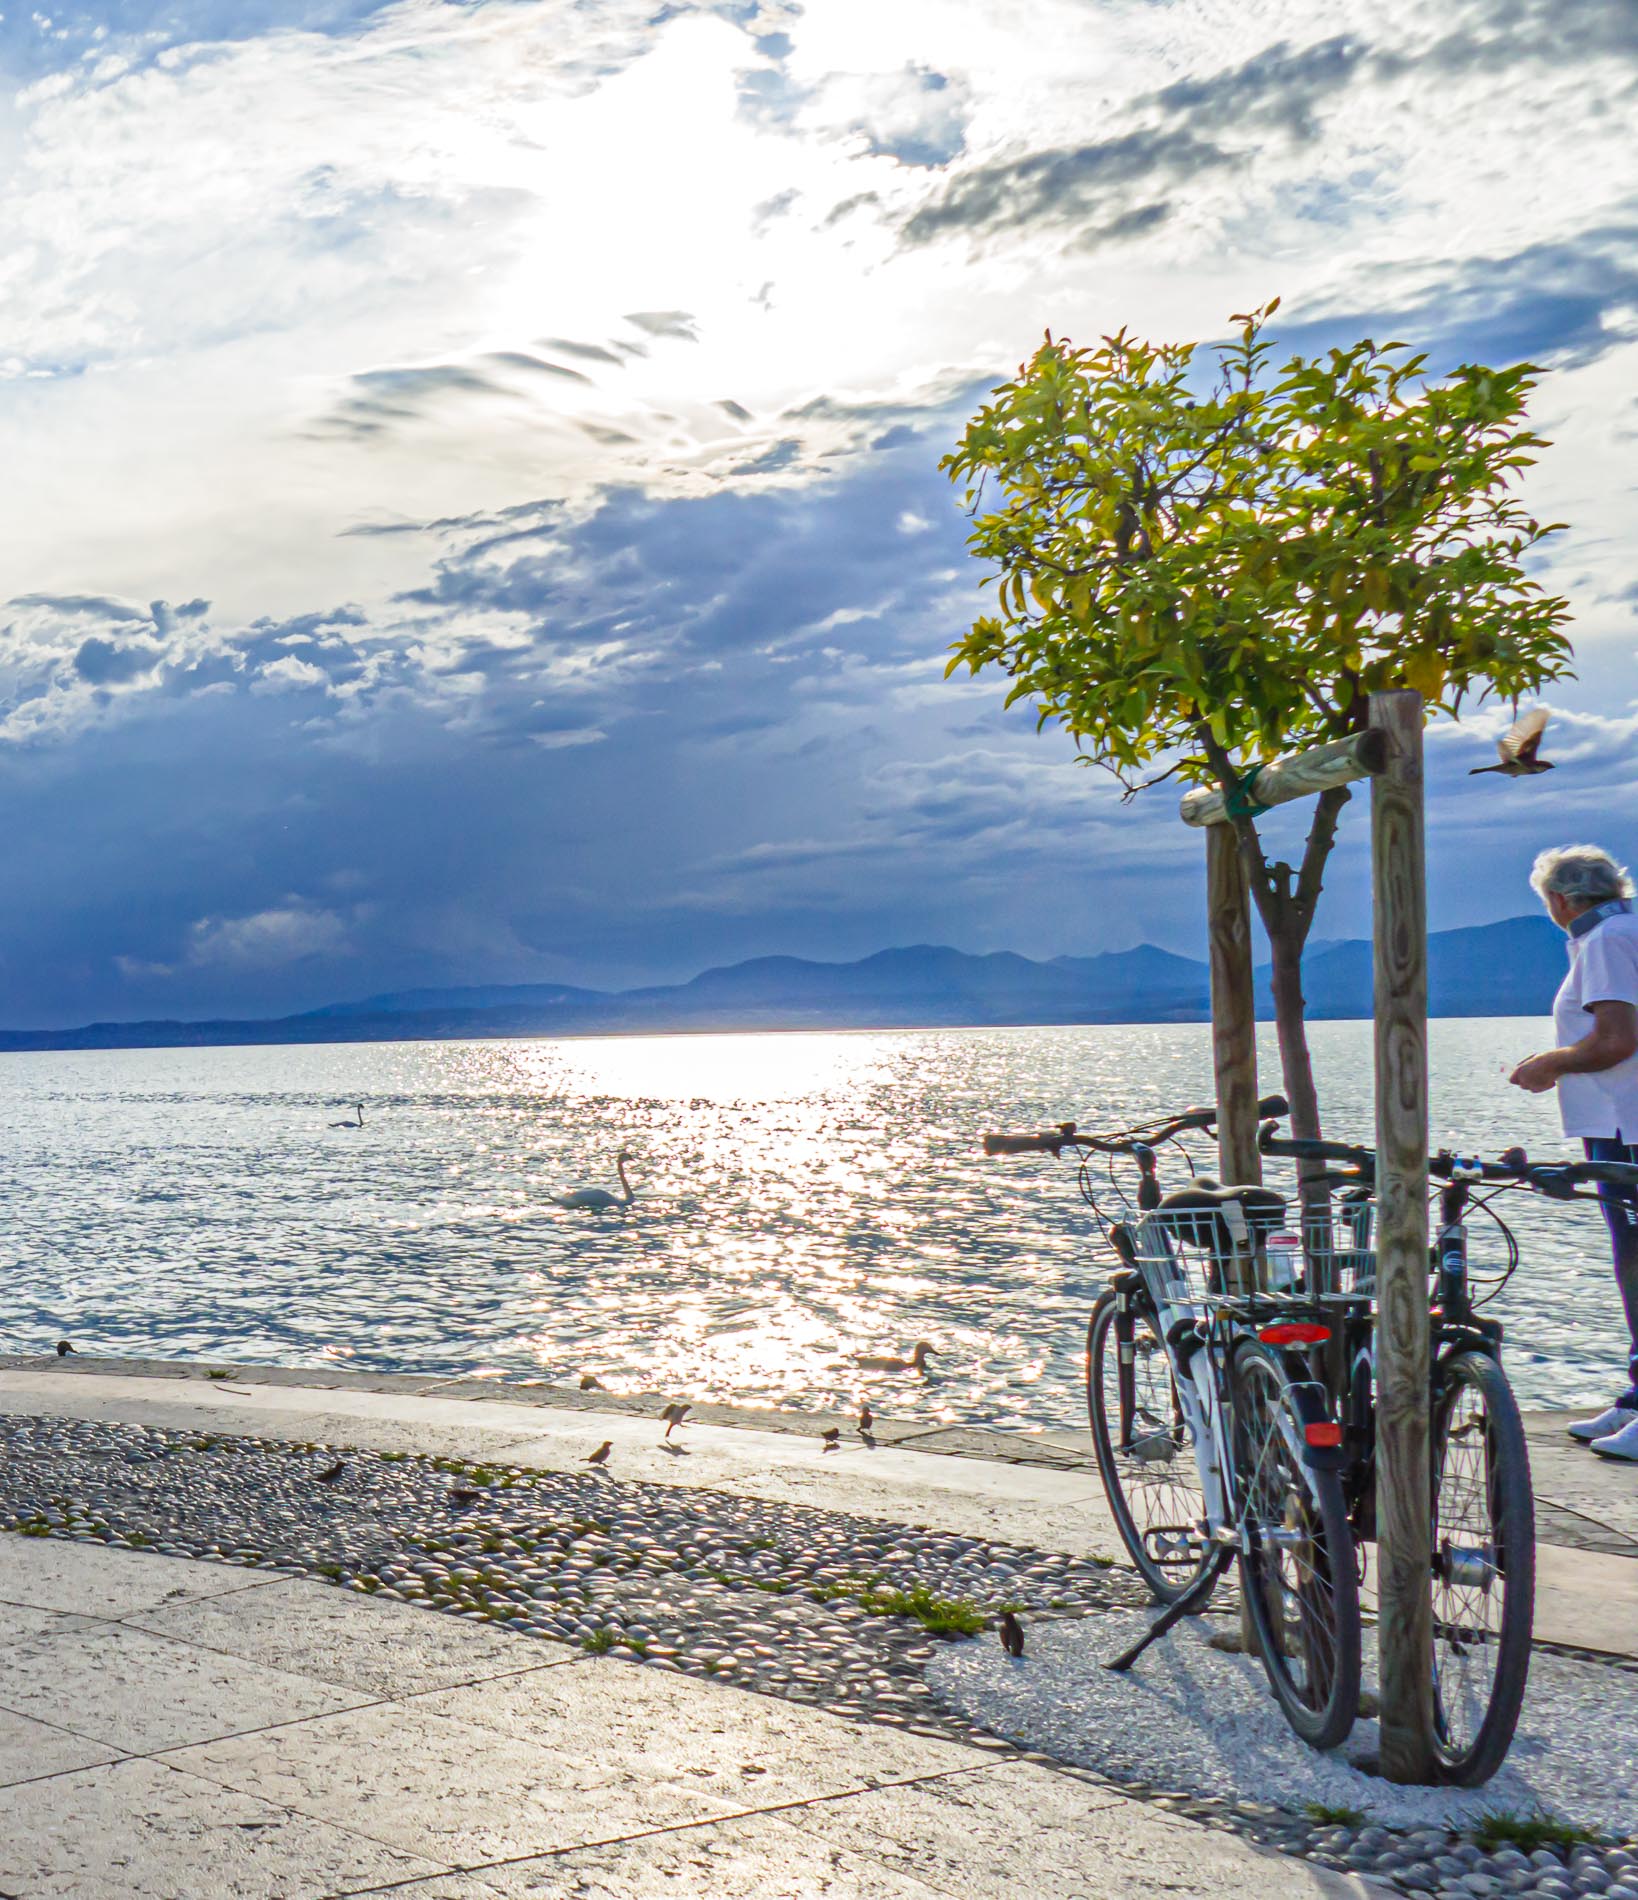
1508,1053,1560,1093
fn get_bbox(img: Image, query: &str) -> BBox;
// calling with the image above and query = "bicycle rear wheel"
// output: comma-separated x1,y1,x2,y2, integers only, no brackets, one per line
1087,1288,1211,1603
1430,1349,1534,1786
1231,1335,1361,1751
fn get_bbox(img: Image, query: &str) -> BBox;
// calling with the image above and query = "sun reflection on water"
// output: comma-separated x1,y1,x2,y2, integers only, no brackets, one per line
0,1020,1620,1424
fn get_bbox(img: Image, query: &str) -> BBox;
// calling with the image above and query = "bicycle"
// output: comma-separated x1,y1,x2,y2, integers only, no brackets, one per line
983,1094,1364,1751
1257,1124,1638,1784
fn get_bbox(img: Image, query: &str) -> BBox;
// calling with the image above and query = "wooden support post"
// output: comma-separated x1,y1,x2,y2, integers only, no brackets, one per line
1370,689,1434,1784
1205,824,1261,1190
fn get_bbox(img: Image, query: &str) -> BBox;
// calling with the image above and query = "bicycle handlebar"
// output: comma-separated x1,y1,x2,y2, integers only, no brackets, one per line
1257,1125,1638,1198
983,1094,1289,1158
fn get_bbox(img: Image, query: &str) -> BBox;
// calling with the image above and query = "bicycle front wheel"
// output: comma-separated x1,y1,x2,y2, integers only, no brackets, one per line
1231,1335,1362,1751
1430,1349,1534,1786
1087,1288,1211,1603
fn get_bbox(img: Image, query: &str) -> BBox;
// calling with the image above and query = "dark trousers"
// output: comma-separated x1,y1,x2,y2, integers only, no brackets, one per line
1584,1134,1638,1408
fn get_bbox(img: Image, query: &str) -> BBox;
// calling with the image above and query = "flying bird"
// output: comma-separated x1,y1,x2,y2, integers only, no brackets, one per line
329,1103,365,1129
317,1460,347,1484
586,1440,613,1466
1471,706,1554,777
56,1340,75,1357
853,1341,937,1375
999,1610,1025,1658
662,1402,690,1439
553,1153,637,1212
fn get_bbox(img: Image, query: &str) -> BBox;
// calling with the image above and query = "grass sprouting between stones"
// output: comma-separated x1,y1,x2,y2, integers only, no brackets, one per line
1471,1808,1603,1855
1303,1802,1365,1828
581,1628,616,1654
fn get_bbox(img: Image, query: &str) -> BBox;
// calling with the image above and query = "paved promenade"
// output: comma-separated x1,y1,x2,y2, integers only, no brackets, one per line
0,1357,1633,1897
0,1536,1365,1899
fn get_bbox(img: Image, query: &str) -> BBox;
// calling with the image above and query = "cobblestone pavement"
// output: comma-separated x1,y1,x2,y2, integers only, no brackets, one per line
3,1412,1635,1900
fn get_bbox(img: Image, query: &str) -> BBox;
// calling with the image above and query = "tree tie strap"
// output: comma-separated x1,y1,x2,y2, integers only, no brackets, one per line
1223,764,1268,822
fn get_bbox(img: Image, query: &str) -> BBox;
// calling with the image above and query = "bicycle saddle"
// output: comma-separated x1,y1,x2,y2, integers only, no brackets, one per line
1160,1182,1287,1215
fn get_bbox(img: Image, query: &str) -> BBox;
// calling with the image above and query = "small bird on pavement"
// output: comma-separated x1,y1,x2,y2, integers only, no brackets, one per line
317,1460,346,1484
56,1340,75,1357
1470,706,1554,777
662,1402,690,1439
821,1426,841,1452
858,1403,873,1434
448,1486,482,1506
580,1373,603,1391
586,1440,612,1466
853,1341,936,1375
999,1610,1025,1658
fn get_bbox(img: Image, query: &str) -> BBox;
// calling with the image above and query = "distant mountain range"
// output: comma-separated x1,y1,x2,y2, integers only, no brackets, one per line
0,915,1569,1053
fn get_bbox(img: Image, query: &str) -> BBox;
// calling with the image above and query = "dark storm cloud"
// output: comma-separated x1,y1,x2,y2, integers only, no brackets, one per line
10,593,147,621
1281,224,1638,372
71,637,166,685
1150,35,1368,140
901,126,1235,245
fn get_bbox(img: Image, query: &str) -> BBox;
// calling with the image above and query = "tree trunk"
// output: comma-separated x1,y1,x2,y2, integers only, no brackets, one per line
1267,929,1321,1143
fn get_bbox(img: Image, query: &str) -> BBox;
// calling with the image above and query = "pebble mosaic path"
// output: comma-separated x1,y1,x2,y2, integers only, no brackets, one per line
3,1410,1636,1899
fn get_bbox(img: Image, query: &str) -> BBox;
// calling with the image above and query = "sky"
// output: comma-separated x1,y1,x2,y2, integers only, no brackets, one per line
2,0,1636,1026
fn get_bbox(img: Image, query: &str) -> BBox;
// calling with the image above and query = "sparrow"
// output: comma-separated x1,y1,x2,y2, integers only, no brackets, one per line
586,1440,612,1466
999,1610,1025,1658
56,1340,75,1357
317,1460,346,1484
821,1427,841,1452
448,1486,481,1505
580,1373,603,1391
661,1402,690,1439
1470,706,1554,777
858,1403,873,1435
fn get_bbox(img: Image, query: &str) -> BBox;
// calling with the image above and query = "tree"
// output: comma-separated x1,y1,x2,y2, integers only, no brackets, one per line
942,303,1573,1142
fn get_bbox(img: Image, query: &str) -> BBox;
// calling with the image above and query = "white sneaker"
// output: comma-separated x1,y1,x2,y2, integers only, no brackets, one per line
1569,1406,1636,1443
1591,1417,1638,1463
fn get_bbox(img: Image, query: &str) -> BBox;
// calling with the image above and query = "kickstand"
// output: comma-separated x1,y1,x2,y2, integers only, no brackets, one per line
1104,1546,1234,1673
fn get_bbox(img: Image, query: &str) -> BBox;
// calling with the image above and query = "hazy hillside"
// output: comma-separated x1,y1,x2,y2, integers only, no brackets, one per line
0,917,1564,1052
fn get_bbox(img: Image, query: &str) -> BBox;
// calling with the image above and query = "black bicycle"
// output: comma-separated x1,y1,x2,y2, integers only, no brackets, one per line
1259,1125,1638,1784
986,1094,1364,1752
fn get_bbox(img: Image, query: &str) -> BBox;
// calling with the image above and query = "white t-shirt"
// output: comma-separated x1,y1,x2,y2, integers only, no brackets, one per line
1553,910,1638,1138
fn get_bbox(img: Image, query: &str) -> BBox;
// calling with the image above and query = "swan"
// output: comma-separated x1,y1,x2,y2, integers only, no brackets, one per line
329,1103,364,1129
553,1151,636,1212
853,1340,937,1374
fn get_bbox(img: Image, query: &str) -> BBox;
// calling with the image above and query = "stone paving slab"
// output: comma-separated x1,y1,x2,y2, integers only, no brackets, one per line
128,1576,580,1699
409,1658,981,1811
0,1529,272,1619
0,1618,372,1755
158,1699,746,1867
0,1755,448,1899
0,1705,125,1787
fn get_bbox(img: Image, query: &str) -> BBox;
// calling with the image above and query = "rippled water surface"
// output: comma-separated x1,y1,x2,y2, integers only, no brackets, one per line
0,1022,1625,1426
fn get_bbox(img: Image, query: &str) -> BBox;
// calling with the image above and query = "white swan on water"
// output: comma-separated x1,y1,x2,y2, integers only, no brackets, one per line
553,1152,636,1212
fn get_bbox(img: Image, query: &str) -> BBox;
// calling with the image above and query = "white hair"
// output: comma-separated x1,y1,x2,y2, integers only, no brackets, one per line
1530,844,1636,907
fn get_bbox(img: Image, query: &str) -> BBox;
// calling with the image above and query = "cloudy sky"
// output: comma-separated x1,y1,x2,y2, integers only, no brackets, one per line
2,0,1636,1026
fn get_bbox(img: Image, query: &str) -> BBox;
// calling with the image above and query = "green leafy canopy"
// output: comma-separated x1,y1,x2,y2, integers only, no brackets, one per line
941,301,1574,788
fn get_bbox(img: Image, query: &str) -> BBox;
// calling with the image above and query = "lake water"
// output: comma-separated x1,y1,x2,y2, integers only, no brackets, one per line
0,1021,1626,1429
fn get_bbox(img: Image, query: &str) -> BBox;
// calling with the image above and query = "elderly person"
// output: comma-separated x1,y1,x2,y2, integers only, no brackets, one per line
1509,844,1638,1461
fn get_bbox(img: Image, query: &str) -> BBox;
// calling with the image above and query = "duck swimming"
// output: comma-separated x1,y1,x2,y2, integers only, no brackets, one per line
853,1340,937,1374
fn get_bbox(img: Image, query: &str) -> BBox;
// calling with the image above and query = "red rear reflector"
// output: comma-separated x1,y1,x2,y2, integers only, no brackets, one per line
1258,1322,1331,1345
1305,1422,1343,1448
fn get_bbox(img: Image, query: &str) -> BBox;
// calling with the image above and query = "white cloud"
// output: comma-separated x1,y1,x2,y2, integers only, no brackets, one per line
182,900,355,970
